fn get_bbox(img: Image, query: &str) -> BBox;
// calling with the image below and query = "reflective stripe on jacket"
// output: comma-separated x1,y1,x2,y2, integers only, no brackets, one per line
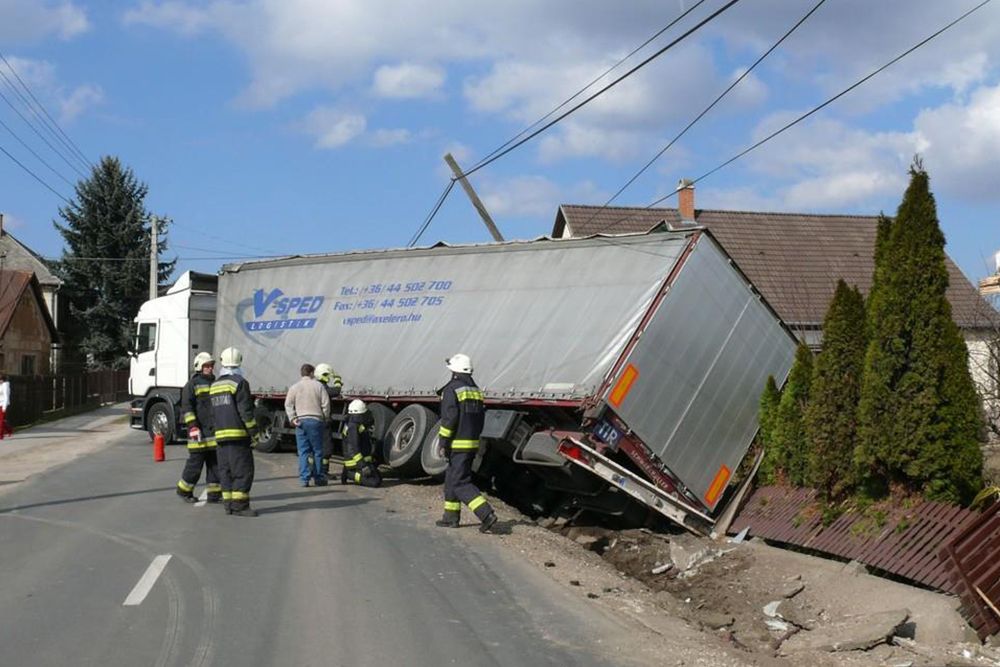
438,373,484,450
181,372,216,440
210,373,257,442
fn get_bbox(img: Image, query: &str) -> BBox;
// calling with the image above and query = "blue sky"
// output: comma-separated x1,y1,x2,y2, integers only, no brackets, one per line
1,0,999,284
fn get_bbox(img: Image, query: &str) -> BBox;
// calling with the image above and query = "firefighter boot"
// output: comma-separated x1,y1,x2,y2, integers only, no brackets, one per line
176,488,197,504
233,506,258,517
435,512,460,528
479,512,499,534
206,492,223,504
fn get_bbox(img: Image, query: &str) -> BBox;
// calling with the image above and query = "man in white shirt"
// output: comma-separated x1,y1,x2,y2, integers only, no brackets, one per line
0,374,12,439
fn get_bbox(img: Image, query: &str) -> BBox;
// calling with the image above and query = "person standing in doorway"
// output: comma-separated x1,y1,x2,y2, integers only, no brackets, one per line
285,363,331,487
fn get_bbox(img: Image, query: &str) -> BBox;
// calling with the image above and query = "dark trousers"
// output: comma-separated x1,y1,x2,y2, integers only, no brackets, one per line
218,441,255,510
178,445,221,499
443,451,493,522
322,423,333,474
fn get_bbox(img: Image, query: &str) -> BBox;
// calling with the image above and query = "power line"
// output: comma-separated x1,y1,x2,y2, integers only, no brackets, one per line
596,0,995,236
576,0,828,232
408,180,456,247
0,84,86,178
468,0,712,172
0,115,75,187
0,141,71,203
457,0,744,181
0,53,92,170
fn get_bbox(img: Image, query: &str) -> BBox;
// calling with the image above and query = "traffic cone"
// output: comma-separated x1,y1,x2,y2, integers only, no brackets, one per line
153,433,165,462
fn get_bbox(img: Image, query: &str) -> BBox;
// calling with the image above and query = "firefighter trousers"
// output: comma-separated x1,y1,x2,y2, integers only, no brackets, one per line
442,451,493,522
177,444,221,499
341,457,382,487
217,441,255,510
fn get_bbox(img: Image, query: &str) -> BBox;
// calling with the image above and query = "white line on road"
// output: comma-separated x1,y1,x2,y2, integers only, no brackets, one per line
194,490,208,507
123,554,172,606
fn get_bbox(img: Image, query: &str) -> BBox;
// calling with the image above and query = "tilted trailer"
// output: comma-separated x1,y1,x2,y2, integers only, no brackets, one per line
131,226,796,533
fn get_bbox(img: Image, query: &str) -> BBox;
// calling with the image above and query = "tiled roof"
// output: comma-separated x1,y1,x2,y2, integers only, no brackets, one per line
555,205,993,329
0,270,57,341
0,231,61,286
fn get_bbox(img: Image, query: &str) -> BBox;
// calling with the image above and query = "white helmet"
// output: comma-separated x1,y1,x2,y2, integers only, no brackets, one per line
348,399,367,414
446,353,473,374
220,346,243,368
315,362,335,383
192,351,215,371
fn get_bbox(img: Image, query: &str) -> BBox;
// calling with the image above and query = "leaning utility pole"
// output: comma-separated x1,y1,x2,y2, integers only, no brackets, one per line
443,153,504,242
149,215,158,300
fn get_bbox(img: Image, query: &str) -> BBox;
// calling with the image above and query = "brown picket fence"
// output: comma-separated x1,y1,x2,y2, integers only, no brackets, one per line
5,370,129,426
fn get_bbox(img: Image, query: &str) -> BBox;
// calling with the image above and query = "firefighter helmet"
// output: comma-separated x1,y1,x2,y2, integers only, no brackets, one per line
315,362,335,383
220,346,243,368
348,399,367,414
192,351,215,371
446,353,473,374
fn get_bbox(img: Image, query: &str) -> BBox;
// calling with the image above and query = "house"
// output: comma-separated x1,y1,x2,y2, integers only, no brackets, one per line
0,215,64,370
552,182,999,410
0,270,58,375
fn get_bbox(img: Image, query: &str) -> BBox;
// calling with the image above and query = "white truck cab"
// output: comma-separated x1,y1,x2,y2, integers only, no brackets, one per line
129,271,218,441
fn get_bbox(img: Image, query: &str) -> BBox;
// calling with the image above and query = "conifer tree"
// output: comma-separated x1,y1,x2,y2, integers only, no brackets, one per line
54,156,175,369
805,280,866,499
756,375,782,485
856,161,983,503
768,343,813,485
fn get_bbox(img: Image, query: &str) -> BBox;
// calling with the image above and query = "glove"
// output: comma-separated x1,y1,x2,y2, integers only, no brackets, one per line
249,429,260,449
440,437,452,461
188,426,201,442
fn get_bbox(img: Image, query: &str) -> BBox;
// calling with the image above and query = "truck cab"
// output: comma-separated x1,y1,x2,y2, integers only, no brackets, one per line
128,271,218,441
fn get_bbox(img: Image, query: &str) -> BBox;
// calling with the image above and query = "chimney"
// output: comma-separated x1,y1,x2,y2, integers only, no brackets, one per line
677,179,695,222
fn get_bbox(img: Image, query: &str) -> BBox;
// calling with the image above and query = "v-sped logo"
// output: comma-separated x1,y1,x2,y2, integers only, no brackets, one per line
242,288,325,333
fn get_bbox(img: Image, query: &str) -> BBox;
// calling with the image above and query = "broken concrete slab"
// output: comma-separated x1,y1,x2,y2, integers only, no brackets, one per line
696,611,735,630
778,581,805,599
775,599,819,630
763,600,782,618
779,608,910,655
670,533,722,573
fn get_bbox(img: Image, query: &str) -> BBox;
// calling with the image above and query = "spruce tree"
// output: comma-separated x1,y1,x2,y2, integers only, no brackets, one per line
856,161,983,503
756,375,782,485
768,343,814,485
54,156,175,369
805,280,866,499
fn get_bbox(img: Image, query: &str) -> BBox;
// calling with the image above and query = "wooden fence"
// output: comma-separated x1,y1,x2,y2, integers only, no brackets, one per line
940,502,1000,641
6,370,130,426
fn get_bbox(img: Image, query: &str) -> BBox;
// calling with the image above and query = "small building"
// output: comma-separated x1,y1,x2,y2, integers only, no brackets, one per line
0,270,58,375
552,183,999,413
0,217,64,370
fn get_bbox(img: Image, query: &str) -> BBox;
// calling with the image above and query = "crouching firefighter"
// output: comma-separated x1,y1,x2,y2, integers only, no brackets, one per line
211,347,259,517
340,399,382,487
315,362,342,476
435,354,498,533
176,352,222,504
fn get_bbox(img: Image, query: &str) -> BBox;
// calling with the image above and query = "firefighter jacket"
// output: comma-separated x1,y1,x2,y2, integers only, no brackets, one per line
437,373,485,451
210,371,258,443
341,413,372,468
181,372,216,446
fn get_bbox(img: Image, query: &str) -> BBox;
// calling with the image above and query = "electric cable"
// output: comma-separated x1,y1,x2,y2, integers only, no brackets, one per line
0,141,72,203
0,115,75,187
0,84,86,178
407,179,456,247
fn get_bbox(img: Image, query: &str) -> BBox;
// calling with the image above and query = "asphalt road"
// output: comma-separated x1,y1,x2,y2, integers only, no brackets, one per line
0,408,637,667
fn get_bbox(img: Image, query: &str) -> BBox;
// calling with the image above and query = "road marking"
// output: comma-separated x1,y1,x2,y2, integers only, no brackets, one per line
123,554,172,606
194,490,208,507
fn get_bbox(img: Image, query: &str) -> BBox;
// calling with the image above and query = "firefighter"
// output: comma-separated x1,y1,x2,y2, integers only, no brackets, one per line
436,354,498,533
176,352,222,504
340,400,381,487
315,362,342,476
211,346,259,517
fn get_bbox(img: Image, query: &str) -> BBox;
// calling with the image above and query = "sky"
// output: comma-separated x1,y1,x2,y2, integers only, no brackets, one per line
0,0,999,285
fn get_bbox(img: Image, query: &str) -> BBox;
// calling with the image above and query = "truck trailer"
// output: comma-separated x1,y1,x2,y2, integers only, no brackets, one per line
130,226,796,533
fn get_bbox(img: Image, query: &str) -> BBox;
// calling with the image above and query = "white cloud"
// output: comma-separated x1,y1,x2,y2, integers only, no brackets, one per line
372,63,445,99
58,83,104,123
299,107,367,149
480,175,606,218
122,0,215,36
0,1,88,42
369,128,412,147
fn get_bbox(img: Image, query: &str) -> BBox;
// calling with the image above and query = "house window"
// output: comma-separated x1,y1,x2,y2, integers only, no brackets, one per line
134,322,157,354
20,354,35,376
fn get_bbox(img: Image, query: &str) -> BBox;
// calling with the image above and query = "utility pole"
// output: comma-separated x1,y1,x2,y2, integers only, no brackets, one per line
444,153,504,242
149,215,158,300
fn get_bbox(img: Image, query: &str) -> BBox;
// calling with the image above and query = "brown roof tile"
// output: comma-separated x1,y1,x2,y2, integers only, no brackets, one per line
556,205,993,329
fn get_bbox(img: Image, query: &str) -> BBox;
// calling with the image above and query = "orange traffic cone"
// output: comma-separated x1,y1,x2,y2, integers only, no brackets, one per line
153,433,165,462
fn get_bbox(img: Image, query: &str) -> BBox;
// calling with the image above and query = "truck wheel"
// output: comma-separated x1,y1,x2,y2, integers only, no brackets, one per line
253,408,282,453
147,402,175,444
366,403,396,464
420,419,448,478
385,405,434,477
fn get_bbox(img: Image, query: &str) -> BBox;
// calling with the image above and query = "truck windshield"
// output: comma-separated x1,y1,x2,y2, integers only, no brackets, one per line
134,322,157,354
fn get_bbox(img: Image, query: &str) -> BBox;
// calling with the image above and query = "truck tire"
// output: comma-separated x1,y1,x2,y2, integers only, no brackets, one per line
147,401,175,444
385,405,434,477
253,407,282,453
420,419,448,478
366,403,396,464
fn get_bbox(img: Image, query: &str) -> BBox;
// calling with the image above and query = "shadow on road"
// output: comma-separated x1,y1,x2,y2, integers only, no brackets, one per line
258,497,374,515
254,488,343,502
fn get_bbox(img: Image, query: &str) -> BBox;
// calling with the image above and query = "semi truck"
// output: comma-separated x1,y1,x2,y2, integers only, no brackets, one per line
129,226,796,533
